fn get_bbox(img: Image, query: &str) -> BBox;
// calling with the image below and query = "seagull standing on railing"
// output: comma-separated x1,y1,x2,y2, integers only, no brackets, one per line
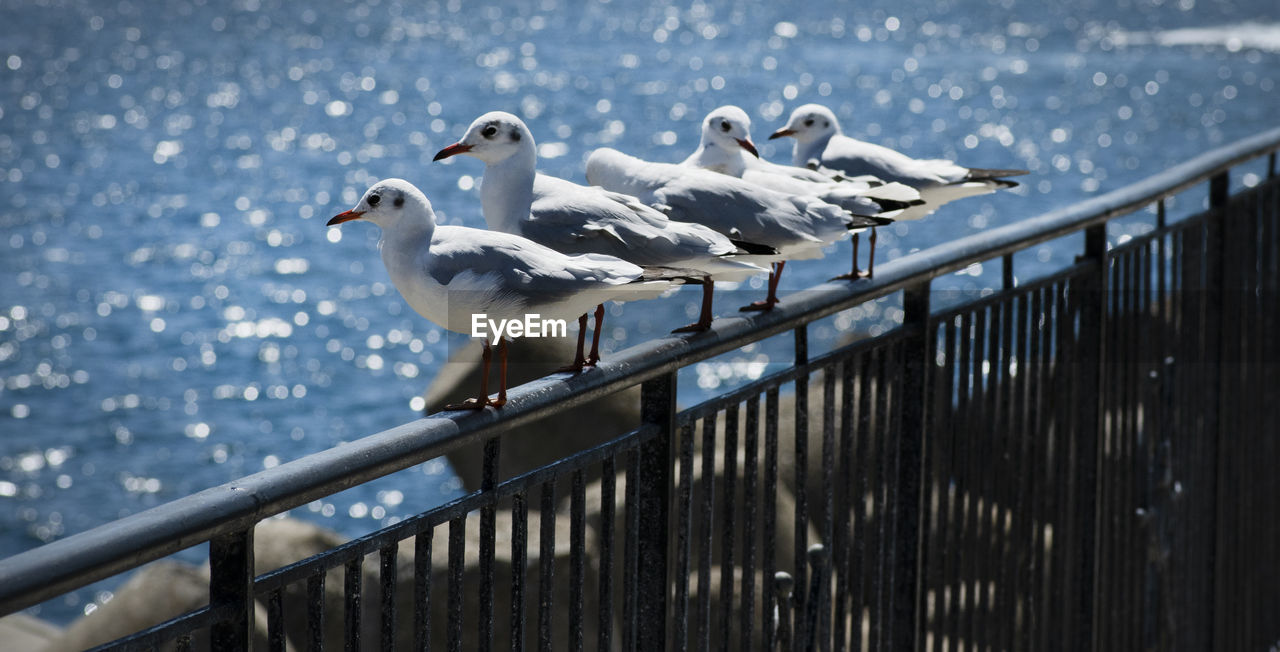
769,103,1028,209
683,105,926,279
431,112,767,347
586,147,887,312
327,179,677,409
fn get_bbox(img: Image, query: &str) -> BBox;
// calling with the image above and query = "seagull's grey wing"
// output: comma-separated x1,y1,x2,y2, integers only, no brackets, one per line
821,136,963,187
428,227,638,308
527,175,662,259
755,157,842,184
655,170,840,247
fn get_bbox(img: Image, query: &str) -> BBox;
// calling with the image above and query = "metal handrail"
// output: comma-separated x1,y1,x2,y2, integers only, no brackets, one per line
2,125,1278,616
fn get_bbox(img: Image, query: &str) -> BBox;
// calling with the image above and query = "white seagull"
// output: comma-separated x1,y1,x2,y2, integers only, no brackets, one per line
432,111,767,346
586,147,888,311
769,103,1028,208
682,105,927,278
327,179,675,409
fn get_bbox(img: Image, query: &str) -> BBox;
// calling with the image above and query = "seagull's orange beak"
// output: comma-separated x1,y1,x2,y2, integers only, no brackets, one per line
736,137,760,158
433,143,473,161
768,128,796,140
327,209,365,226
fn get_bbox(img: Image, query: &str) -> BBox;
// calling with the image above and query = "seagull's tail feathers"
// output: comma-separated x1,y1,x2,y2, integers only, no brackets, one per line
846,215,895,230
728,238,780,256
635,265,710,285
965,167,1029,183
874,198,927,212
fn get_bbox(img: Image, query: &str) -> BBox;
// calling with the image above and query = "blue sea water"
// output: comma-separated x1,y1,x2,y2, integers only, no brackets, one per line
1,0,1277,623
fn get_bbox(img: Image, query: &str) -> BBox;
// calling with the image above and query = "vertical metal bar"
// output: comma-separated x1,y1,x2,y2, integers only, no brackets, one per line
892,281,931,651
937,315,960,651
480,438,500,652
267,588,285,652
1010,292,1033,652
512,492,528,652
962,306,977,650
743,395,761,652
763,387,781,649
570,469,586,652
622,449,640,652
1077,223,1107,651
380,544,398,651
1003,253,1016,290
818,366,836,651
833,359,855,652
1030,286,1053,652
718,405,740,652
793,326,811,646
1206,169,1229,651
1209,170,1230,209
995,294,1018,649
978,302,1003,649
448,516,466,652
805,544,830,652
538,481,557,652
636,372,677,652
598,458,617,652
674,423,696,651
860,346,884,648
696,412,717,651
415,528,434,652
345,557,363,652
308,571,326,652
209,528,254,652
775,572,795,652
1051,277,1076,652
1128,246,1145,652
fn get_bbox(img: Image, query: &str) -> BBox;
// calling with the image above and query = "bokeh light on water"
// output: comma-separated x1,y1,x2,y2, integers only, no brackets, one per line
1,0,1276,621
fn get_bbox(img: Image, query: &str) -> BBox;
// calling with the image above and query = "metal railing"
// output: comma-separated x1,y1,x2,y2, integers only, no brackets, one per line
2,126,1279,651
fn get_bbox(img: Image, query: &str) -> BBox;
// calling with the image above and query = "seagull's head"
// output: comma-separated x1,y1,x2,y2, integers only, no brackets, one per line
327,179,435,231
433,111,535,166
769,104,840,143
702,105,759,158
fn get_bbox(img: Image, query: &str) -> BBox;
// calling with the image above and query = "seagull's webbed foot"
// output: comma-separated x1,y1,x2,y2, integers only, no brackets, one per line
671,321,712,333
738,299,779,312
443,397,490,411
553,359,587,374
673,280,715,333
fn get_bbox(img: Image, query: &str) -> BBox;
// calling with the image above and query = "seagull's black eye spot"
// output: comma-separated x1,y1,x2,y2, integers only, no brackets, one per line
510,130,521,142
822,120,829,128
803,118,815,127
481,125,498,138
393,196,405,208
368,194,381,206
719,121,731,132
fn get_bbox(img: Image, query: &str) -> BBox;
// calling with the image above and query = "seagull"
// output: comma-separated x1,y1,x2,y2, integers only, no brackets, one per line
327,178,674,409
682,105,927,278
586,147,889,312
432,112,767,349
769,103,1028,209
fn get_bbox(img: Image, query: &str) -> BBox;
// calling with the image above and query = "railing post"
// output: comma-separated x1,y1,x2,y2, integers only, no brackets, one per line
1206,169,1230,650
1076,222,1107,651
479,438,501,652
635,371,677,651
209,527,255,651
891,280,931,651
